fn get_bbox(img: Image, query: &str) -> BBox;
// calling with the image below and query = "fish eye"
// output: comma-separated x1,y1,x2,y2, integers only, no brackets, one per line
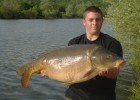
107,55,112,58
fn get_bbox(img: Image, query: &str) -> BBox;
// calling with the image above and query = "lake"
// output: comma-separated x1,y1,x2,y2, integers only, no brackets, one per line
0,19,134,100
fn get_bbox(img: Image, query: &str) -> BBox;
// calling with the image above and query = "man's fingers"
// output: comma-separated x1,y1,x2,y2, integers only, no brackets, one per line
98,70,107,76
98,68,120,79
40,70,48,77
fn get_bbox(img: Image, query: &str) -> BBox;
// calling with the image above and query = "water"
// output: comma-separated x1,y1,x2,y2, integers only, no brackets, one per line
0,19,134,100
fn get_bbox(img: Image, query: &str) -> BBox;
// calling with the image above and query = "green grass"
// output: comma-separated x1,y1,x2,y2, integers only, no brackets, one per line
105,0,140,99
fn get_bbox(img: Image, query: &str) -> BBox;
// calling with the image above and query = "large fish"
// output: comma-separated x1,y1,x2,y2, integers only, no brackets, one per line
17,44,125,88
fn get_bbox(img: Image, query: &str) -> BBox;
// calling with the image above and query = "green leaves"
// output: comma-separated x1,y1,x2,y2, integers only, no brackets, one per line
0,0,21,18
40,0,58,18
106,1,140,99
0,0,108,19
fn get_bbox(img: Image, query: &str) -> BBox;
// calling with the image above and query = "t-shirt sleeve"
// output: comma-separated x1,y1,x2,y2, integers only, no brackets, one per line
68,39,74,46
68,37,78,46
68,34,84,46
109,40,123,57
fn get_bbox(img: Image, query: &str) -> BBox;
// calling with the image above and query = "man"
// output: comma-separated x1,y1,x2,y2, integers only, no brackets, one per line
65,6,123,100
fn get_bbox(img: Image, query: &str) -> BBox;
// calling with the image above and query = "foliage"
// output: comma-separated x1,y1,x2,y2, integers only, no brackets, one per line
40,0,59,19
21,5,39,19
75,1,93,18
0,0,21,18
105,0,140,99
0,0,109,19
64,0,108,18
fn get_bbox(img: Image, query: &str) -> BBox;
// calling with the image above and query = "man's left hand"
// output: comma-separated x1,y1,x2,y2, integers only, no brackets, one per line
98,68,120,79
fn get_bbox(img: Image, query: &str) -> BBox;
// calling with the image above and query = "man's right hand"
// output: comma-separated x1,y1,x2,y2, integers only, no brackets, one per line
40,69,48,77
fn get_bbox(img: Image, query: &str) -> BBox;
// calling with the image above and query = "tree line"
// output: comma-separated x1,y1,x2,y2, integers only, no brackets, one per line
0,0,108,19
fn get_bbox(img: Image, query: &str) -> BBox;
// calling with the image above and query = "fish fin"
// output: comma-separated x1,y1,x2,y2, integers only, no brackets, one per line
61,82,71,86
21,72,32,88
83,50,99,80
83,68,99,81
17,65,26,76
17,65,32,88
85,51,96,72
83,69,94,78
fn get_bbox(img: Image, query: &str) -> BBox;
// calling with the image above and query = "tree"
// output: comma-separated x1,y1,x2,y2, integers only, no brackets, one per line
65,0,83,18
75,3,86,18
0,0,21,18
75,1,93,18
21,5,39,19
65,4,75,18
105,0,140,99
40,0,59,18
0,0,109,19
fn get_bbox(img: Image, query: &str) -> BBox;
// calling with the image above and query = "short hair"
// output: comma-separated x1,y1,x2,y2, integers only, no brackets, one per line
83,6,104,19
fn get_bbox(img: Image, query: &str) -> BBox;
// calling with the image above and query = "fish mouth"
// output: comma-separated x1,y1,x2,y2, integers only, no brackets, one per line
115,59,126,68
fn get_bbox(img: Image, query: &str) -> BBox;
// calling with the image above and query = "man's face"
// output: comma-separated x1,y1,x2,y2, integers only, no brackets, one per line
83,12,103,35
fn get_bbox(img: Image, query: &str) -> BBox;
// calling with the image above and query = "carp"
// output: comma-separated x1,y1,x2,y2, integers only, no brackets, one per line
17,44,125,88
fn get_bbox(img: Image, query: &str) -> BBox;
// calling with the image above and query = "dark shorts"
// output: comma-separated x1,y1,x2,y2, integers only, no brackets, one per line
65,87,116,100
64,96,116,100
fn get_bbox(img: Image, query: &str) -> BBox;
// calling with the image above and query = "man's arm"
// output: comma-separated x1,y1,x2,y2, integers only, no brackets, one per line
99,40,123,79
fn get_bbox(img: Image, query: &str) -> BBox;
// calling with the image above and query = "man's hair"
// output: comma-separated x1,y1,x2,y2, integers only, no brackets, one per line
83,6,104,19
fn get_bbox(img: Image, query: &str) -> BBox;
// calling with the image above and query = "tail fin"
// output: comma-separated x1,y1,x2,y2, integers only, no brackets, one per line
21,72,32,88
17,65,32,88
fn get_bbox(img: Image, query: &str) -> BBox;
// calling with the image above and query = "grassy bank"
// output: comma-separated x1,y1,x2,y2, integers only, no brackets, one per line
105,0,140,99
128,39,140,99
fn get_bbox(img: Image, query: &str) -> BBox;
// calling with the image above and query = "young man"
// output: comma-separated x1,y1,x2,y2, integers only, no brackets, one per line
65,6,123,100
